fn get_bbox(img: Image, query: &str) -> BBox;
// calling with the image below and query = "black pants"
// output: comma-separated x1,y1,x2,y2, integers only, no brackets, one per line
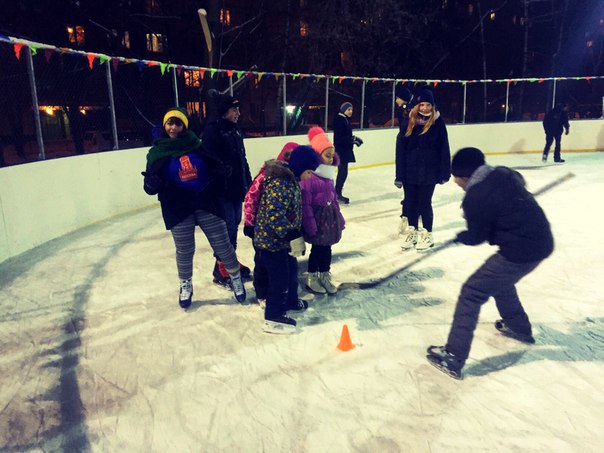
307,244,332,273
446,253,542,362
401,183,436,231
335,161,349,196
543,133,563,161
254,249,299,319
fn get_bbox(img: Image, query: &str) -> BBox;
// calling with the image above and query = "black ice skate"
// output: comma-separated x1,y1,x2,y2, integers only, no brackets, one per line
286,299,309,312
426,345,464,380
263,315,297,334
494,320,535,344
179,278,193,309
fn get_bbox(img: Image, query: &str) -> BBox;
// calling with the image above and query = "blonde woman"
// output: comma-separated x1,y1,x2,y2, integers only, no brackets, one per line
394,89,451,250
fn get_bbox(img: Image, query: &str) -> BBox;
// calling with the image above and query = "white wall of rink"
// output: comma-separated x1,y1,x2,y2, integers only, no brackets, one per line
1,119,603,263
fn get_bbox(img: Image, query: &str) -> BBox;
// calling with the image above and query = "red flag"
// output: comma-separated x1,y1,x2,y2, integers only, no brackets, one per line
87,53,95,69
14,43,24,59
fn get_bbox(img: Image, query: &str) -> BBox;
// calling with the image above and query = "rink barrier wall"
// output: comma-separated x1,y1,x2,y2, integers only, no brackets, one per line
1,119,603,264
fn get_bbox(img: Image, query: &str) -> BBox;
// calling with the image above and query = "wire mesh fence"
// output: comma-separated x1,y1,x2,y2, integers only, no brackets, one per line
0,37,602,167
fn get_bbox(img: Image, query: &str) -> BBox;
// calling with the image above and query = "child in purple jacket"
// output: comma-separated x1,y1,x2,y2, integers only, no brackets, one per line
302,127,346,295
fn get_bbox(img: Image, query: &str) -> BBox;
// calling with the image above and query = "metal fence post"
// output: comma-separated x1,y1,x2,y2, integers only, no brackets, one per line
25,46,45,160
324,77,329,130
462,82,467,124
504,81,510,122
105,60,119,150
360,79,366,130
283,76,287,135
172,67,179,107
391,81,396,127
552,78,557,109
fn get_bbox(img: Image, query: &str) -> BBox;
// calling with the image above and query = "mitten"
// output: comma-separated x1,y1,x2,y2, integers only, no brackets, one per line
353,136,363,146
142,171,163,195
289,236,306,257
394,179,403,189
243,225,255,239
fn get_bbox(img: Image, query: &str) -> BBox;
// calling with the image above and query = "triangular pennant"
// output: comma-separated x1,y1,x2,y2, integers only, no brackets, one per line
585,76,592,81
227,69,234,77
538,78,544,84
338,76,345,84
99,54,110,64
0,33,9,40
159,63,168,75
257,72,264,82
44,49,53,62
13,43,24,59
177,65,183,76
87,53,96,69
147,61,158,67
199,68,205,78
137,61,145,72
30,45,39,56
111,58,120,72
292,73,299,80
433,81,439,87
236,70,244,79
210,68,218,78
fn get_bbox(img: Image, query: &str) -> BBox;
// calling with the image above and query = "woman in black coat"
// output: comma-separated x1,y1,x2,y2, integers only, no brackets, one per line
394,89,450,251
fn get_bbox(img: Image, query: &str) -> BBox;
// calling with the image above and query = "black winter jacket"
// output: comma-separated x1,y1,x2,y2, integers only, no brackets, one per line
333,113,356,163
201,118,252,202
457,165,554,263
395,115,451,185
543,107,570,135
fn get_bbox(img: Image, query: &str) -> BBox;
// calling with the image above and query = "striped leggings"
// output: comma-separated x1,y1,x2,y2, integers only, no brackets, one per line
170,210,239,280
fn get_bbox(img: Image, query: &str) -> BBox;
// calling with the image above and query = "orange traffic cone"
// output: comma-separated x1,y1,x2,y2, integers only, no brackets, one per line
337,324,355,351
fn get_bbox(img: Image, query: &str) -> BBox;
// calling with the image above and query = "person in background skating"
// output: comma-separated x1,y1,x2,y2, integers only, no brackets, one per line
333,102,363,204
394,86,413,236
426,147,554,379
304,128,346,295
142,107,246,308
394,88,450,251
542,103,570,163
243,142,301,307
254,148,320,334
202,89,253,287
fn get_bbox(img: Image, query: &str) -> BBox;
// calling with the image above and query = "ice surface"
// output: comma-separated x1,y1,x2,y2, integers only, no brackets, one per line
1,152,603,452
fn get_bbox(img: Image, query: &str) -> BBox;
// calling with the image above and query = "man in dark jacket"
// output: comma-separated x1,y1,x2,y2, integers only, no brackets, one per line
542,103,570,163
202,90,253,284
333,102,362,204
427,147,554,379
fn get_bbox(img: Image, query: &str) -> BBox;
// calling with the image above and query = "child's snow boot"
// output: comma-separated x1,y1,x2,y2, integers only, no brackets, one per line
401,226,417,250
319,271,338,295
306,272,327,294
415,228,434,251
179,278,193,309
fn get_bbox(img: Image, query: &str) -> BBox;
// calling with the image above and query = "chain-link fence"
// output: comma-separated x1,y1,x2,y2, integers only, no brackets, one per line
1,37,602,167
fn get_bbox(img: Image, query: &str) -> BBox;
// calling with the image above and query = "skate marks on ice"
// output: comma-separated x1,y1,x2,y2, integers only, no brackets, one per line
300,267,445,330
463,317,604,378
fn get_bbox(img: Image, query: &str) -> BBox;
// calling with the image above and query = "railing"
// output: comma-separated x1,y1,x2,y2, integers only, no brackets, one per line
1,35,602,167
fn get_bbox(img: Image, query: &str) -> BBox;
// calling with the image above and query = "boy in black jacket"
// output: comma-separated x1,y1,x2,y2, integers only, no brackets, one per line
427,147,554,379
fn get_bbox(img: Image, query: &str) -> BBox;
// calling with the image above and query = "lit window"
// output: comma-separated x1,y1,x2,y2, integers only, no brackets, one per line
489,10,495,20
146,33,166,53
122,31,131,49
220,8,231,26
586,40,593,48
184,70,202,88
67,25,85,46
300,21,309,37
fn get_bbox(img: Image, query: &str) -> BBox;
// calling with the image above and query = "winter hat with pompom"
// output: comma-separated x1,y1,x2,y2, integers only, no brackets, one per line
276,142,300,162
308,126,334,155
288,145,321,178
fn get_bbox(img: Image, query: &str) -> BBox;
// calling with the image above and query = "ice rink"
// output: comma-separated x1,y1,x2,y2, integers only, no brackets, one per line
1,151,603,452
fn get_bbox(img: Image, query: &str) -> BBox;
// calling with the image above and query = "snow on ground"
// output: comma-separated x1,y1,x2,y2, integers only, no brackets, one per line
1,151,603,452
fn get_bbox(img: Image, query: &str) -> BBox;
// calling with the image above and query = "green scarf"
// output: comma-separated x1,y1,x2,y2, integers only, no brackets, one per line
146,131,202,169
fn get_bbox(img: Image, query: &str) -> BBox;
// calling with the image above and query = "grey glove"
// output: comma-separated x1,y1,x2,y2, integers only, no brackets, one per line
289,237,306,257
394,179,403,189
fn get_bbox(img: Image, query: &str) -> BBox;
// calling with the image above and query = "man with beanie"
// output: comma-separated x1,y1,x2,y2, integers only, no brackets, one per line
333,102,363,204
202,90,253,285
542,103,570,163
427,147,554,379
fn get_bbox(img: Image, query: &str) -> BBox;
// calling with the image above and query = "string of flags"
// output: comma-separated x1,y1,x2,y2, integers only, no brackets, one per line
2,34,602,86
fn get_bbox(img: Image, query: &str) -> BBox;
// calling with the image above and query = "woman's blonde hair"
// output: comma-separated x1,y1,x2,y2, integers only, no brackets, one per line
405,104,436,137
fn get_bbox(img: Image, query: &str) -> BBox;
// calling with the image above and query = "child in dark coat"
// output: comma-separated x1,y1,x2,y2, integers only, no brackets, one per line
253,149,319,334
426,147,554,379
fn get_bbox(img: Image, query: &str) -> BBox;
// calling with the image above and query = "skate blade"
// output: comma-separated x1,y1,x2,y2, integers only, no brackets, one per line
426,355,463,380
262,320,297,335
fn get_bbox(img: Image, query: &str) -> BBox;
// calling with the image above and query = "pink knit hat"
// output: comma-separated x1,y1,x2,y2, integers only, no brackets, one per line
276,142,300,162
308,127,334,155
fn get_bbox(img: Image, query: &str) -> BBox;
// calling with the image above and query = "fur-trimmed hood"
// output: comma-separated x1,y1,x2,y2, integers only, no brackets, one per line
264,159,296,183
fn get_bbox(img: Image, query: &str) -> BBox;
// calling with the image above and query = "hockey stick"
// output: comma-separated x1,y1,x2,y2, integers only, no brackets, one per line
338,172,575,290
